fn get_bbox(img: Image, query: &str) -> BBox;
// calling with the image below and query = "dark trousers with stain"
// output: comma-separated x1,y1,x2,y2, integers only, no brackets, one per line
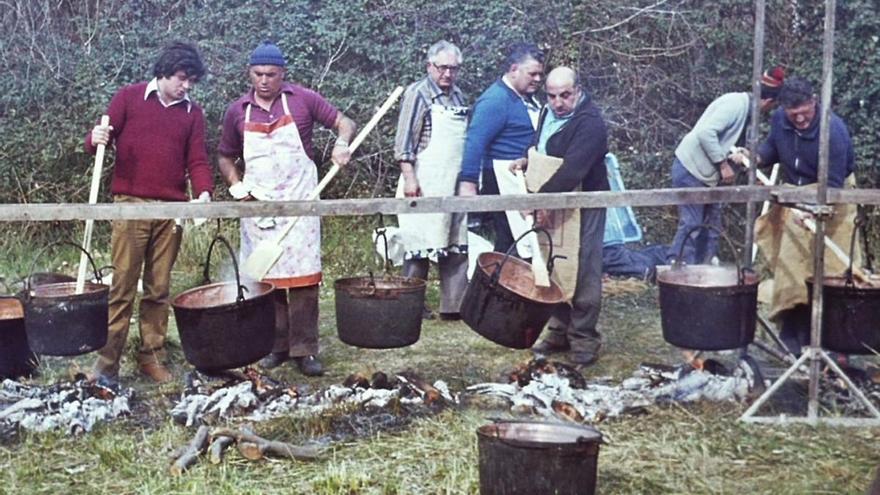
272,285,319,358
401,254,469,314
543,208,606,355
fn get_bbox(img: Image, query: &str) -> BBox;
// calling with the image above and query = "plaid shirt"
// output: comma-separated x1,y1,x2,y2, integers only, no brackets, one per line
393,76,467,163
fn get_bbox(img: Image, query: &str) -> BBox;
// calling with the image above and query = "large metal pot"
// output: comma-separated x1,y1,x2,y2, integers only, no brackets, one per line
172,236,275,372
0,296,36,378
22,243,109,356
335,275,426,348
477,421,603,495
461,229,566,349
657,225,758,351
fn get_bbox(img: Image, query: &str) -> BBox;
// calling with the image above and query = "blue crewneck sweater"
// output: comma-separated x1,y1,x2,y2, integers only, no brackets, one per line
459,79,537,183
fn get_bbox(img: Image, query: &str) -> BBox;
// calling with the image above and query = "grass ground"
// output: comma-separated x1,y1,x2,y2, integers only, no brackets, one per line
1,220,879,494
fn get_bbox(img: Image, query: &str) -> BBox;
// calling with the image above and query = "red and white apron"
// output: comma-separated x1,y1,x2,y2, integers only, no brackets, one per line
396,104,468,260
240,93,321,288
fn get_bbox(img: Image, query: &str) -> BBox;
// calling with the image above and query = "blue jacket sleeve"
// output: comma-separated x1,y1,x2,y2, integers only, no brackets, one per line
459,94,509,183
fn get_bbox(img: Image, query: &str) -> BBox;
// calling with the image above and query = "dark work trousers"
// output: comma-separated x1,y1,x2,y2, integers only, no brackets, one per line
779,303,811,356
667,158,721,264
272,285,319,357
479,166,515,254
544,208,606,354
401,254,469,314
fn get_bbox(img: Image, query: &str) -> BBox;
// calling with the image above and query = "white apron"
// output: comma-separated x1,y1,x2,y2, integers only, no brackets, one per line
240,94,321,288
492,159,534,258
396,104,468,260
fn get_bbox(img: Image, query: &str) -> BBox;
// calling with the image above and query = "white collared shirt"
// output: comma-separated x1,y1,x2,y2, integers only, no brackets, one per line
502,74,540,129
144,78,192,113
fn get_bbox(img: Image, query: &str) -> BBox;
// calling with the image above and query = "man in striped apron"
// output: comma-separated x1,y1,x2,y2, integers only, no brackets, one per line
218,41,357,376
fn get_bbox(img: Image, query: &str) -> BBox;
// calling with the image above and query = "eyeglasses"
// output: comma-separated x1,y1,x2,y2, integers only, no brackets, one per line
431,63,461,74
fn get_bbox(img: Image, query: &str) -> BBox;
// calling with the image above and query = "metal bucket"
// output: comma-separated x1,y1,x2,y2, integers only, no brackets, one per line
21,243,109,356
0,297,36,378
172,236,275,372
477,421,602,495
657,225,758,351
334,275,426,348
461,229,566,349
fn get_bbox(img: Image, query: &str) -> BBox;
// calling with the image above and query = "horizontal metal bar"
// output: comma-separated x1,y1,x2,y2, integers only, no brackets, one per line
0,186,877,222
740,416,880,427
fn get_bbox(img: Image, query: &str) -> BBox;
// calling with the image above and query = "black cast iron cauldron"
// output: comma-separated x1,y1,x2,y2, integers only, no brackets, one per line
657,225,759,351
461,229,566,349
806,220,880,354
171,236,275,372
0,296,36,378
334,224,426,348
477,421,603,495
22,243,109,356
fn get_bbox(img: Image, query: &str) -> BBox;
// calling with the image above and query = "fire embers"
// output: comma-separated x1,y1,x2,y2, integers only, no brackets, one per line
170,368,457,427
0,378,133,436
467,358,757,423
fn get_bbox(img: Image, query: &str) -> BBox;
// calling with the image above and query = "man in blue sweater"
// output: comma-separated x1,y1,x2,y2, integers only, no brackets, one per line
754,76,857,355
458,42,544,253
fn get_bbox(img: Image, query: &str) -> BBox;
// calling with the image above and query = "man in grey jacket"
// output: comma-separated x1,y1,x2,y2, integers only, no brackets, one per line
667,67,785,264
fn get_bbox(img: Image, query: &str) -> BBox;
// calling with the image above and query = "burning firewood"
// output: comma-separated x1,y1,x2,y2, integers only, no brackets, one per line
552,400,584,422
211,427,323,461
343,373,370,389
169,425,210,476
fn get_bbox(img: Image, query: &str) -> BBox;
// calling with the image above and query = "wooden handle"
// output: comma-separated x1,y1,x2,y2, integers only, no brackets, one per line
76,115,110,294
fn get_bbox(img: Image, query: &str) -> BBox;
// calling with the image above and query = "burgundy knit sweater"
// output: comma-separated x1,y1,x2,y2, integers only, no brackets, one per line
84,82,214,201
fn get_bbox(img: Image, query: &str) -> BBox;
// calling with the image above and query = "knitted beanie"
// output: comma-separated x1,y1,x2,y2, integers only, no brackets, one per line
249,41,286,67
760,66,785,99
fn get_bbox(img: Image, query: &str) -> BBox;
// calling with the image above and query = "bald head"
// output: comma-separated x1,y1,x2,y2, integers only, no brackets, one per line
545,67,581,117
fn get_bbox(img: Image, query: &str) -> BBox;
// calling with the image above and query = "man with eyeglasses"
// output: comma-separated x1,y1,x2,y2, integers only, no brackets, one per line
85,42,214,385
510,67,608,367
754,76,858,356
393,40,469,321
458,42,544,254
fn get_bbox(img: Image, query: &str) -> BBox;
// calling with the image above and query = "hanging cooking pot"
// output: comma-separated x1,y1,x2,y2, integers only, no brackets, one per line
807,215,880,354
171,236,275,372
334,221,427,348
477,420,603,495
0,292,35,378
21,241,109,356
461,228,566,349
657,224,758,351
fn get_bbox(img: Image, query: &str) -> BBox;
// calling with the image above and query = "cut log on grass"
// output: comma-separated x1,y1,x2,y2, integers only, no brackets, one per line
169,425,210,476
211,427,323,461
209,435,235,464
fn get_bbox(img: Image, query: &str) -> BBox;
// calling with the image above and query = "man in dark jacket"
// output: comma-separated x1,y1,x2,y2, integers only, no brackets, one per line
513,66,609,366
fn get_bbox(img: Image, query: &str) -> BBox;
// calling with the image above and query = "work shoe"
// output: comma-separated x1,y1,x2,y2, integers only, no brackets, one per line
531,338,571,355
569,351,600,368
138,362,173,383
422,306,436,320
294,355,324,376
259,352,289,369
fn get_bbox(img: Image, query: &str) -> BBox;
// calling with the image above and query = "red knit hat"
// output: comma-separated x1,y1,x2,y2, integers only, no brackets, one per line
760,66,785,98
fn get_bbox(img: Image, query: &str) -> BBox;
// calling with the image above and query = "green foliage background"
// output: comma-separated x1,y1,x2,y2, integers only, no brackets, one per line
0,0,877,248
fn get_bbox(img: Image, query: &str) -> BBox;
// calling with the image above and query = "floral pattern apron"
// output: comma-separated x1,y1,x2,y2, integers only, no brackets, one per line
396,104,468,260
240,93,321,287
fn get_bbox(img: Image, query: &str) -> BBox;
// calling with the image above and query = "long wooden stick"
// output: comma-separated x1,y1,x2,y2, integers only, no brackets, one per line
76,115,109,294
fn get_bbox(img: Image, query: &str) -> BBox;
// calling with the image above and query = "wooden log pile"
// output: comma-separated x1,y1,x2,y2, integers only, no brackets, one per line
169,424,323,475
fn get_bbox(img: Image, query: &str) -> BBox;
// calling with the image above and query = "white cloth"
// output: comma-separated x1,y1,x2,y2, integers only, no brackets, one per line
239,93,321,286
491,159,534,258
395,104,468,261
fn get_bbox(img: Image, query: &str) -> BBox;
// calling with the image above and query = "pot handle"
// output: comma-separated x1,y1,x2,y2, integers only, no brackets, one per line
203,235,247,304
24,240,102,296
674,224,746,286
492,227,560,285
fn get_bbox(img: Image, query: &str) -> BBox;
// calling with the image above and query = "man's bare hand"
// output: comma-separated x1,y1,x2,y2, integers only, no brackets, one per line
509,157,528,174
728,147,751,167
534,209,550,228
331,144,352,167
91,124,113,146
719,161,736,185
402,171,421,198
458,181,478,196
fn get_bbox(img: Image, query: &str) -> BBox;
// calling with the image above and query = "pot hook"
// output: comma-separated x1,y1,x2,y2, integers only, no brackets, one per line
675,224,747,286
492,227,563,286
203,235,248,304
24,240,103,297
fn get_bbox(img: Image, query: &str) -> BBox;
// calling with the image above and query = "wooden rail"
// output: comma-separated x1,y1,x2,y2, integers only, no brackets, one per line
1,186,876,222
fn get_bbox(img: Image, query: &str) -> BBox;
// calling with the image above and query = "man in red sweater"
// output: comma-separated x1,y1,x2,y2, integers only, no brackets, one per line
85,42,214,384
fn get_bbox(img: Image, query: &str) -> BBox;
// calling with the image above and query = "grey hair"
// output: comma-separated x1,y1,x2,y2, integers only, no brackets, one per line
426,40,462,65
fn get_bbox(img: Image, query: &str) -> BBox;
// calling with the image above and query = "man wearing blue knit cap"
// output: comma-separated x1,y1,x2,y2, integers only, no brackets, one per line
218,40,358,376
